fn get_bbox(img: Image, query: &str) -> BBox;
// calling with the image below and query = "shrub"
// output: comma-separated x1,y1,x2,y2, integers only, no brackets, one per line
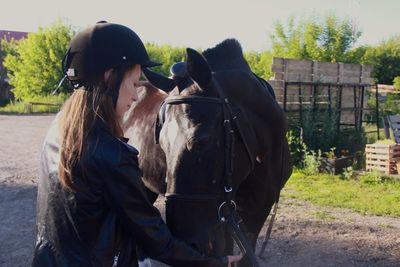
287,130,307,168
302,149,321,176
3,20,75,101
394,76,400,91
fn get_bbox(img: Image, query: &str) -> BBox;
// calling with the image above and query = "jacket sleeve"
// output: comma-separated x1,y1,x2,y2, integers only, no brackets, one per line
100,144,226,267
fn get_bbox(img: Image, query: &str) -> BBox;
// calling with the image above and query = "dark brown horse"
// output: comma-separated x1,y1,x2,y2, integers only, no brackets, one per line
123,39,292,267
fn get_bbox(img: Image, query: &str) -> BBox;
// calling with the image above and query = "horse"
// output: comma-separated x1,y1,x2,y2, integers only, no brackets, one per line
123,39,292,267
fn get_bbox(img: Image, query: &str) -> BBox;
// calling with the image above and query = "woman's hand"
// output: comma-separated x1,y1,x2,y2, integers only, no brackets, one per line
226,254,243,266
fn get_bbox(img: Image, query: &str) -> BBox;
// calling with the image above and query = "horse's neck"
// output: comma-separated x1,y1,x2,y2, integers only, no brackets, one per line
123,84,169,194
123,85,167,151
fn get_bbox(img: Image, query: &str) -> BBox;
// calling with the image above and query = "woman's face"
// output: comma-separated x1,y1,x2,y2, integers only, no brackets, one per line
115,64,141,120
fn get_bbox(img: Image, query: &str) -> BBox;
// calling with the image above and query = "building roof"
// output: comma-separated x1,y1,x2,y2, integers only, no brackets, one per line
0,30,28,42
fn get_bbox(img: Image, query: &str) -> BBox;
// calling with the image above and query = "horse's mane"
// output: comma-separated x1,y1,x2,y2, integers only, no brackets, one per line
202,39,249,71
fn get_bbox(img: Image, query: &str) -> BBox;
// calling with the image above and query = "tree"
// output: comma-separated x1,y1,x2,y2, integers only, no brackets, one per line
244,51,273,80
361,36,400,84
145,43,186,76
271,14,361,63
3,20,75,101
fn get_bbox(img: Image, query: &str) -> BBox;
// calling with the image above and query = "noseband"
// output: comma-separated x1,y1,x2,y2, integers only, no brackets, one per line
155,78,260,267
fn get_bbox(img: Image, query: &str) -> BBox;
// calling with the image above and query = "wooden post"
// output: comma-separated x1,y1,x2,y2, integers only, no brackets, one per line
359,85,365,130
298,82,303,126
283,82,287,112
337,85,343,134
353,85,357,128
376,84,380,139
328,84,332,118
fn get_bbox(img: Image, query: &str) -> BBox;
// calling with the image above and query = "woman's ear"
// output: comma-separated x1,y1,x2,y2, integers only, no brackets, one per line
186,48,212,87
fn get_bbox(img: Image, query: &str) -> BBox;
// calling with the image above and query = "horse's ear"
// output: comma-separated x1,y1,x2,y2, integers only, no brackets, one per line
142,68,176,92
186,48,212,87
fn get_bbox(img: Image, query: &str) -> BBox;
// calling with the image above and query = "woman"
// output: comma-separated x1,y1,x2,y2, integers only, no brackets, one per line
32,22,241,267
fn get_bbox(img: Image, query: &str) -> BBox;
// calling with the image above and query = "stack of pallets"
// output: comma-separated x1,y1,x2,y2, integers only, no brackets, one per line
365,143,400,174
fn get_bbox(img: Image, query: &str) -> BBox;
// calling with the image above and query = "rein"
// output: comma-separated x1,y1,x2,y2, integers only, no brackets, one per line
159,78,260,267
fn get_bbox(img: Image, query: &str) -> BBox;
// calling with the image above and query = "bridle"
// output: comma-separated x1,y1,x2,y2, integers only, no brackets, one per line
154,77,260,267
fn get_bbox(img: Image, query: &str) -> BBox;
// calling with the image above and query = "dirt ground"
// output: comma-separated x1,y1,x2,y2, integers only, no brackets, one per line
0,114,399,267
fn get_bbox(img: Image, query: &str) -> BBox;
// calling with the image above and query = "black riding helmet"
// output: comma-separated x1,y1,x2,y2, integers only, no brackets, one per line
55,21,176,101
63,21,161,88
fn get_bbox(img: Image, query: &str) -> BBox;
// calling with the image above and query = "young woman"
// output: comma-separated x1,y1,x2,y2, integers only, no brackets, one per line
32,22,241,267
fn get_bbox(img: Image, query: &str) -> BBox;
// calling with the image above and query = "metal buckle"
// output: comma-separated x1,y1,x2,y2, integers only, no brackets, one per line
218,200,237,221
224,186,233,193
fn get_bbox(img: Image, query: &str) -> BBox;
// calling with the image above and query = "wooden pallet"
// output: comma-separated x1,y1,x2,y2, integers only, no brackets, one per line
365,143,400,174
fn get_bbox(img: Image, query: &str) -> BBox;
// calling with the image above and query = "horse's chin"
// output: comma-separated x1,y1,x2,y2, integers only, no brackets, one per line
165,195,228,256
181,231,226,258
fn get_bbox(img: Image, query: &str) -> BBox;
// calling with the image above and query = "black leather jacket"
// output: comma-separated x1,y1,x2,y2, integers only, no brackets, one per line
32,114,226,267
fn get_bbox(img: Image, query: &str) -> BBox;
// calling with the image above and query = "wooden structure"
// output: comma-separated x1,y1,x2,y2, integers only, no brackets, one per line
268,57,378,136
365,143,400,174
387,115,400,143
24,102,61,113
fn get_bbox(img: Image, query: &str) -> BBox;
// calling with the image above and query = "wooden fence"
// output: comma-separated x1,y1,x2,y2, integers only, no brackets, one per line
268,57,376,131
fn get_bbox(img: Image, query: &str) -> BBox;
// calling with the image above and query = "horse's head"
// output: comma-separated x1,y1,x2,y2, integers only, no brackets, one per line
156,40,275,256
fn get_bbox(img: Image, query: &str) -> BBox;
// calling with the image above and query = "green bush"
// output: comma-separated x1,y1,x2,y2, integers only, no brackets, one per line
301,149,321,176
287,130,307,167
393,76,400,91
3,20,75,101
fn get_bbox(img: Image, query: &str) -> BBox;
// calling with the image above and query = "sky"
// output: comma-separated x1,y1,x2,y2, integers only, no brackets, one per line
1,0,399,51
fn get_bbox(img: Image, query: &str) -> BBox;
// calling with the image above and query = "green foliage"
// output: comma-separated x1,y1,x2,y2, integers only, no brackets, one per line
335,128,367,155
145,43,273,80
301,149,321,176
287,129,324,173
244,51,273,79
287,130,307,167
393,76,400,91
380,93,400,115
145,43,186,76
323,147,336,159
301,107,339,153
340,166,354,180
343,45,371,64
0,37,18,94
271,14,361,63
3,20,75,101
359,172,395,185
362,35,400,84
283,171,400,217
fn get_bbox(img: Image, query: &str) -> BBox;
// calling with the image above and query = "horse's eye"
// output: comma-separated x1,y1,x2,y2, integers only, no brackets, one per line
186,136,209,152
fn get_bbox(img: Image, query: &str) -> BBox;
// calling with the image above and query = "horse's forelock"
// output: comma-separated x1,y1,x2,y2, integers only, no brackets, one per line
202,39,247,70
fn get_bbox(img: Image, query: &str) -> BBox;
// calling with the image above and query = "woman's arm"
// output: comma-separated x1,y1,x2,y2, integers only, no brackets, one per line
100,144,231,267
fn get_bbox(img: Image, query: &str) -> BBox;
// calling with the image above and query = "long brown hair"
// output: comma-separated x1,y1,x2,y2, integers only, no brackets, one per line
58,65,132,191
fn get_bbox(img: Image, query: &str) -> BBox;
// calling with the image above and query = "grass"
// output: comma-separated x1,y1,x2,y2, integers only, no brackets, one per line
282,171,400,217
0,94,68,114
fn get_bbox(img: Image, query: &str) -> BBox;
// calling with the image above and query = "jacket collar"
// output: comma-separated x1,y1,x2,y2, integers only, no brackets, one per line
91,117,129,143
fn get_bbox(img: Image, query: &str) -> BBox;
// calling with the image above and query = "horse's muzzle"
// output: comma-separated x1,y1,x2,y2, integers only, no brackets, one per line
165,195,226,256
